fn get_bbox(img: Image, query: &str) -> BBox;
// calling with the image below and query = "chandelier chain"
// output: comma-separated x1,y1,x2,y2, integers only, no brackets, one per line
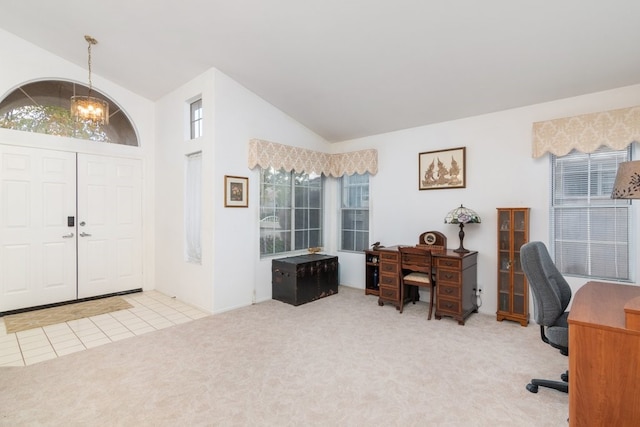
84,35,97,96
87,42,92,92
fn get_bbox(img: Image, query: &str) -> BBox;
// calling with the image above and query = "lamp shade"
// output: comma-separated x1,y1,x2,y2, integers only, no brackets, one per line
611,161,640,199
444,205,481,224
444,205,480,253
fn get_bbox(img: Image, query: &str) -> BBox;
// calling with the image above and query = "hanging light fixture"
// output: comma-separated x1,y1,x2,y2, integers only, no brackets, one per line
70,35,109,125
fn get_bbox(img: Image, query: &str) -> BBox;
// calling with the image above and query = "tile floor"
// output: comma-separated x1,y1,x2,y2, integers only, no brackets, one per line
0,291,209,367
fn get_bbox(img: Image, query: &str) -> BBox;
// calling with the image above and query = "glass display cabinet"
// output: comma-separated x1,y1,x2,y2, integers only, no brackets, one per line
496,208,530,326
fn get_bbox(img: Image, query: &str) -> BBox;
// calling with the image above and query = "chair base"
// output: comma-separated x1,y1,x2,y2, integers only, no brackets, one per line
526,376,568,394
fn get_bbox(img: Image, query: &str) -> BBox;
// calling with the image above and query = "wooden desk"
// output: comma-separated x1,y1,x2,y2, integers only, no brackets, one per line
376,246,478,325
568,281,640,426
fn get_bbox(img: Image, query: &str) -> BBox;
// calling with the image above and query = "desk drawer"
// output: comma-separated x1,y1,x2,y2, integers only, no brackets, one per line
436,258,461,270
380,251,399,262
437,297,461,315
401,252,430,265
380,262,398,275
379,274,398,287
379,285,398,301
438,284,461,299
437,269,461,284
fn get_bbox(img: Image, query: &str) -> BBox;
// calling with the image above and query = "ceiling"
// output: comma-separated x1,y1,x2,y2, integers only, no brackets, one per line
2,1,640,142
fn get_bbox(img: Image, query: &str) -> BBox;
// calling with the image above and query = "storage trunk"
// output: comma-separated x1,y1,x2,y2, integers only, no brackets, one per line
272,254,339,306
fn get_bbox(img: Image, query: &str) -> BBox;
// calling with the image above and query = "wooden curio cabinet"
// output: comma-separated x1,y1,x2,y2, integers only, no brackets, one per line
496,208,529,326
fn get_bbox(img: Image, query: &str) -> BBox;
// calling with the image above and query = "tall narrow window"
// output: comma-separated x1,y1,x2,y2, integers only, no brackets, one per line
341,173,370,251
551,147,631,281
190,99,203,139
259,167,323,256
185,152,202,263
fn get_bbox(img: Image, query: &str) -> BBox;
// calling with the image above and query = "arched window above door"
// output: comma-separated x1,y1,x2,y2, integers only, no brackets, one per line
0,80,138,146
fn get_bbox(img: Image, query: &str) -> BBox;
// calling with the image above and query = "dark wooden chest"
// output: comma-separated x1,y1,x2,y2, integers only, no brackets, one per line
272,254,339,306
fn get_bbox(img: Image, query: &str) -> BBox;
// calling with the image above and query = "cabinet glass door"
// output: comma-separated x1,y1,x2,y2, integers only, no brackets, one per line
496,207,529,326
512,210,527,317
498,210,511,312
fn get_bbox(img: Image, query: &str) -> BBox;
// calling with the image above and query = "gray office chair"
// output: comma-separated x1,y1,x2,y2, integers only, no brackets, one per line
519,241,570,394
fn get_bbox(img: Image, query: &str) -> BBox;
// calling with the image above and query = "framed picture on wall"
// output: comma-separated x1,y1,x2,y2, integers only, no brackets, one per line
224,175,249,207
418,147,466,190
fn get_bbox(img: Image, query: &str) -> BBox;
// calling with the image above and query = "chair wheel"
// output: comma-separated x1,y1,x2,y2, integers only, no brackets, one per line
526,383,538,393
561,373,568,382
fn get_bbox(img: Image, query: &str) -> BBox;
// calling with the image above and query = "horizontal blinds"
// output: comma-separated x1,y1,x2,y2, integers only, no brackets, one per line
552,147,631,280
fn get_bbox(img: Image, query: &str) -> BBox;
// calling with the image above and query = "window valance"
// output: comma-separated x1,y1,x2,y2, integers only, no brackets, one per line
247,138,378,177
531,106,640,158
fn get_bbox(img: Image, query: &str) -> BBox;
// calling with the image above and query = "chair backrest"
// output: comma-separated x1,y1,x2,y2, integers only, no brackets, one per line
399,246,432,274
520,241,572,326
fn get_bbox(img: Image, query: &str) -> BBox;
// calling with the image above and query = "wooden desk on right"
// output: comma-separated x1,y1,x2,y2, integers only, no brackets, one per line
568,281,640,426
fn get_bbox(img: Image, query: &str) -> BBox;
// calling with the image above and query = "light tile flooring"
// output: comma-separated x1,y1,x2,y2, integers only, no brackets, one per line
0,291,209,367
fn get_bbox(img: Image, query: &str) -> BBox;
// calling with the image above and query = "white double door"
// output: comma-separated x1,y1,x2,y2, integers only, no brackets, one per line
0,145,142,312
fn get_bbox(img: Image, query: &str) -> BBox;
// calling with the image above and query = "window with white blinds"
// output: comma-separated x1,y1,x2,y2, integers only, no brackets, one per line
551,147,631,281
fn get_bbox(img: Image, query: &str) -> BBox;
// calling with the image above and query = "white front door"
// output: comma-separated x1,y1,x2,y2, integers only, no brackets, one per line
0,146,77,311
77,154,142,298
0,146,143,311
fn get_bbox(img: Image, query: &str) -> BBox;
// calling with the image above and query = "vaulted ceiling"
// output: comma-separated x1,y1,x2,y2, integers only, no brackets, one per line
1,1,640,142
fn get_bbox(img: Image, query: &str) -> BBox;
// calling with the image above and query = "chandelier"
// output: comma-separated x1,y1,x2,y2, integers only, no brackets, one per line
70,35,109,125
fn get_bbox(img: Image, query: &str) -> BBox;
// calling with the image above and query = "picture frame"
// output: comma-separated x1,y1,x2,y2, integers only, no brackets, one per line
418,147,466,190
224,175,249,207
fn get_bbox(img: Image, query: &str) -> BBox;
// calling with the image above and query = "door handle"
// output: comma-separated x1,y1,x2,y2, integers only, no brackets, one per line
80,232,92,237
62,233,74,238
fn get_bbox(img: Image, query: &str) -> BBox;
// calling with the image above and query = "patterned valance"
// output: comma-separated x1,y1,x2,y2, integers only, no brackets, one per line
531,106,640,158
247,138,378,176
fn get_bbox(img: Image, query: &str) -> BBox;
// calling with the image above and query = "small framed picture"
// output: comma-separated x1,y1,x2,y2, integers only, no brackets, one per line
418,147,466,190
224,175,249,207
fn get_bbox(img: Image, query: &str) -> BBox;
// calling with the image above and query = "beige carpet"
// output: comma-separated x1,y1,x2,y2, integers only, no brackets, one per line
2,296,133,334
0,286,568,426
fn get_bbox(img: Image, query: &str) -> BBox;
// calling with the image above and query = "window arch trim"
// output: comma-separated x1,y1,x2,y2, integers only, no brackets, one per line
0,79,139,147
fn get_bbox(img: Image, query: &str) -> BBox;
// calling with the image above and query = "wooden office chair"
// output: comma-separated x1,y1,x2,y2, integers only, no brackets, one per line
399,246,435,319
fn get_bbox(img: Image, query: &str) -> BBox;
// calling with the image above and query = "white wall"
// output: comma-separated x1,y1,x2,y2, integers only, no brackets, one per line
212,70,330,311
154,68,329,313
153,70,214,311
333,84,640,316
0,28,157,292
